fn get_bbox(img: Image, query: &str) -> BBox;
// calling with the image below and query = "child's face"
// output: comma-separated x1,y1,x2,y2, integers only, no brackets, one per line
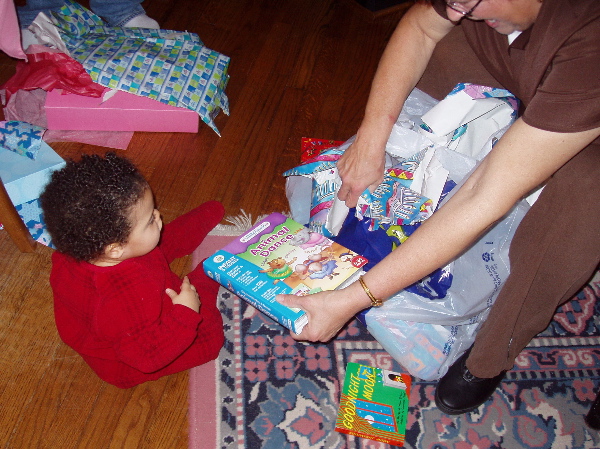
121,188,163,259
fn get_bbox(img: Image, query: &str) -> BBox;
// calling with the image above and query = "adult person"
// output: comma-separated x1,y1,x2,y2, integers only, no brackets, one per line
278,0,600,415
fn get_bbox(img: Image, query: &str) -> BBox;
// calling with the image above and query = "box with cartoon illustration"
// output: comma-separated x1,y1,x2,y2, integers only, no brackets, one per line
203,213,368,333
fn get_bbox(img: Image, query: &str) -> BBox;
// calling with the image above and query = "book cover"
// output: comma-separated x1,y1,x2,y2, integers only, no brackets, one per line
335,362,411,446
203,213,368,333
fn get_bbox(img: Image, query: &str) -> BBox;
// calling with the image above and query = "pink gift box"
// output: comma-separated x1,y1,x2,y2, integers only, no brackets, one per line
45,89,199,133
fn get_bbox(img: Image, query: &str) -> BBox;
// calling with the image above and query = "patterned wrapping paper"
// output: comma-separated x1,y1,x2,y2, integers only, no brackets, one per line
0,120,45,160
300,137,344,162
0,196,54,248
284,143,436,236
16,198,55,248
50,0,230,134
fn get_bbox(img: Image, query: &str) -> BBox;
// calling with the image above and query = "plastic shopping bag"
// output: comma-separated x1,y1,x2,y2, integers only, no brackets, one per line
364,200,529,380
368,195,529,326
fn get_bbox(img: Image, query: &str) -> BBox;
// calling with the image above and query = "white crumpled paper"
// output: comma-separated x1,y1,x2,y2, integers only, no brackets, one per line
285,84,519,236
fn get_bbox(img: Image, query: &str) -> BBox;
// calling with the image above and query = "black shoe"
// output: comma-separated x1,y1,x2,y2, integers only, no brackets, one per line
585,390,600,430
435,347,506,415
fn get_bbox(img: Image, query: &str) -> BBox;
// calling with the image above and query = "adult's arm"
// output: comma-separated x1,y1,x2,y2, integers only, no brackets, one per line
279,120,600,342
336,2,454,207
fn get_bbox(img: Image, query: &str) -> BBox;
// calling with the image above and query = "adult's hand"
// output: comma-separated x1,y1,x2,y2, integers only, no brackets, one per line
336,137,386,208
335,2,453,208
277,283,371,342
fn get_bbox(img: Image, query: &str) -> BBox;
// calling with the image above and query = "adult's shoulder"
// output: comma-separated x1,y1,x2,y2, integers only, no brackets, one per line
521,0,600,134
564,0,600,15
536,0,600,36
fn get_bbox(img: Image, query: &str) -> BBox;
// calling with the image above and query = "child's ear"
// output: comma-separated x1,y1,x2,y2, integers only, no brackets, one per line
104,242,125,260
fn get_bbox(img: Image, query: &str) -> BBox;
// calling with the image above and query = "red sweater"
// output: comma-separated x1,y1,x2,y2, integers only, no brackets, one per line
50,201,225,388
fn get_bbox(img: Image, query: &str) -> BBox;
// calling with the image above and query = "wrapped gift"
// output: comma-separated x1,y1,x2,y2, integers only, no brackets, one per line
46,0,230,135
45,89,199,133
0,141,65,206
300,137,344,162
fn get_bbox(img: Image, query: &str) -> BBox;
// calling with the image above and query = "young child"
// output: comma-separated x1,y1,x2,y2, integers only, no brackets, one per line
40,152,225,388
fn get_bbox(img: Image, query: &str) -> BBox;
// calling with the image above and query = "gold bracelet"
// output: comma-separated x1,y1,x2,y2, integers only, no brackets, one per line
358,276,383,307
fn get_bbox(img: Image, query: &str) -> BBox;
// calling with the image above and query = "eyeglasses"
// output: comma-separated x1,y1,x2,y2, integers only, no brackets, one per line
445,0,484,19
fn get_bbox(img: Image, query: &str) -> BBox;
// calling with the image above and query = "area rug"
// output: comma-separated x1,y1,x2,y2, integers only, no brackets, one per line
189,215,600,449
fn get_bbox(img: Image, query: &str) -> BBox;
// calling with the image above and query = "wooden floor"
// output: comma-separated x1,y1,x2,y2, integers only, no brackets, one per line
0,1,409,447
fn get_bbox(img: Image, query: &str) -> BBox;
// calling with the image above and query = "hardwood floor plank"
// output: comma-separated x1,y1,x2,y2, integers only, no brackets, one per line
142,374,190,449
76,385,142,449
4,342,98,448
106,382,167,449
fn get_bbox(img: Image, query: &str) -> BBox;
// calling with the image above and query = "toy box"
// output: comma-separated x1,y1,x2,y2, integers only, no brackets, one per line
203,213,368,333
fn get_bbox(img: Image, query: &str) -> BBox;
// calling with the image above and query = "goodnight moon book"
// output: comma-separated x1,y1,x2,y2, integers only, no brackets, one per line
335,362,411,446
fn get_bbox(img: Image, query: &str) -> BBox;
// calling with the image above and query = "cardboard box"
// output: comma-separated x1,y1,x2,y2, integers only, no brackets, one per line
45,89,199,133
0,142,65,206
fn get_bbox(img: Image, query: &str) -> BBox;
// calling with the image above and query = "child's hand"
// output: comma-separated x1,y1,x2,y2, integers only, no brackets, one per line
166,276,200,313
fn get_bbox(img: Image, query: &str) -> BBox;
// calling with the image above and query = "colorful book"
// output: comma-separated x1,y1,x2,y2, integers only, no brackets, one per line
203,213,368,333
335,362,411,446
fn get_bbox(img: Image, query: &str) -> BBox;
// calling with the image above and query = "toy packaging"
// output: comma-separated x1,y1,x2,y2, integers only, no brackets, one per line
203,213,368,333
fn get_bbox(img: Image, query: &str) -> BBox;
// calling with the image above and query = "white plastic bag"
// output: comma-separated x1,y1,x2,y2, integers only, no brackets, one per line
365,200,529,380
368,197,529,326
359,84,523,380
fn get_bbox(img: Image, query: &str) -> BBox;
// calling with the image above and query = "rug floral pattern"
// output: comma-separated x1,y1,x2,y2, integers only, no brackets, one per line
212,274,600,449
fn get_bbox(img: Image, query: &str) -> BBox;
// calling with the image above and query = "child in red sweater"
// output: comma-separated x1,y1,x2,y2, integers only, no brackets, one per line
40,153,225,388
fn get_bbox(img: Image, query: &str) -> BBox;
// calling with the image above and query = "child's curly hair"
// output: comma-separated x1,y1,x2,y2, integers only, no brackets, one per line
41,153,149,262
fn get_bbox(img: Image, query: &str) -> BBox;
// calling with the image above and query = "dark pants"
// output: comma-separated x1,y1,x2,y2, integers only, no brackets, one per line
468,142,600,377
417,26,600,378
